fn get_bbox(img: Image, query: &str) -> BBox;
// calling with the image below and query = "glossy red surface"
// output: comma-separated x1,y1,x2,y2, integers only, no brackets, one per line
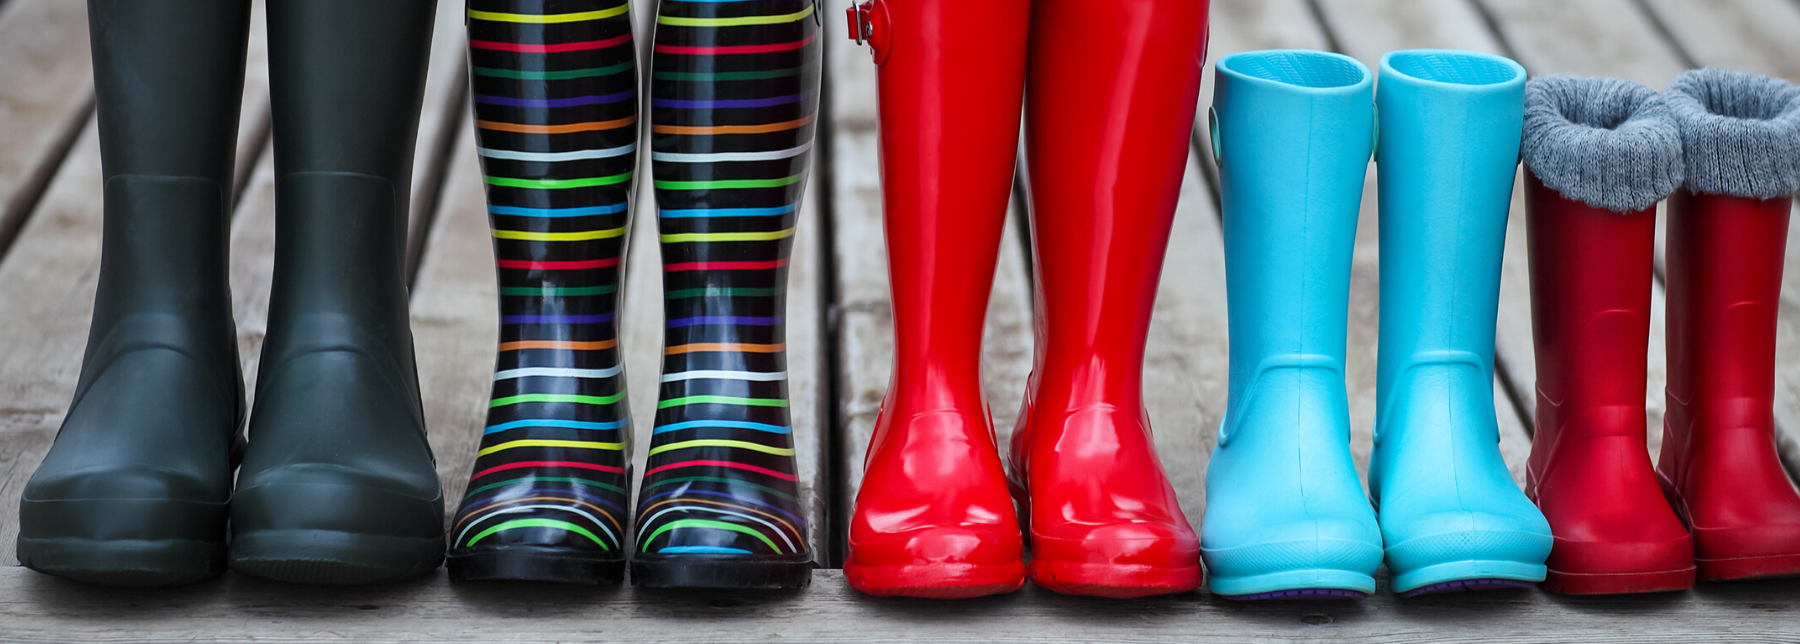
1660,190,1800,582
1009,0,1209,598
1523,173,1696,594
842,0,1031,599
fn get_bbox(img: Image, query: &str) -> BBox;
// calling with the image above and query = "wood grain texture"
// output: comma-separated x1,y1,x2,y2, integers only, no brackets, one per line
0,0,94,256
1,568,1798,643
1473,0,1686,87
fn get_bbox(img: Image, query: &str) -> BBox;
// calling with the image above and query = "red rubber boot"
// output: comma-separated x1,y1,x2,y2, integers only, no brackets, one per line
1660,190,1800,582
1524,173,1696,594
841,0,1031,598
1009,0,1209,599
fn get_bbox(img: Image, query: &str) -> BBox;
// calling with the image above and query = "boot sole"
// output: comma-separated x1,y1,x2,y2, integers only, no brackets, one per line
844,561,1025,598
1541,566,1695,594
630,553,812,589
1028,559,1201,598
17,536,224,587
1697,553,1800,582
1390,560,1547,596
448,546,624,584
229,529,444,585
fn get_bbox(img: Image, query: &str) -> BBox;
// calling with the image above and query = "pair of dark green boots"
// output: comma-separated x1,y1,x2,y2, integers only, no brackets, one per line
16,0,446,586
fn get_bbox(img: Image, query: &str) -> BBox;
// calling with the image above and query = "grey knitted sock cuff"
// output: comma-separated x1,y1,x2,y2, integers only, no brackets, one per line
1523,74,1683,213
1664,67,1800,200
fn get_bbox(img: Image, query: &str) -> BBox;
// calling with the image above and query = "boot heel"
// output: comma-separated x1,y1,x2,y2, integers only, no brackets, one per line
449,546,625,585
630,553,813,589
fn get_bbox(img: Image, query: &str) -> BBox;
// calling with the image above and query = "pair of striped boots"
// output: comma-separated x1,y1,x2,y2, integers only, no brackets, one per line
452,0,820,587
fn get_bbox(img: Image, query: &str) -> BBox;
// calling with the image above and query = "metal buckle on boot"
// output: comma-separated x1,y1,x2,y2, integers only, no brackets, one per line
848,3,872,44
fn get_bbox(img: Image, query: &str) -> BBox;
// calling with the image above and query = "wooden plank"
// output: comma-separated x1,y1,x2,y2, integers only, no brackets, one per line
1472,0,1686,87
409,110,492,513
0,0,94,257
825,19,1038,541
1,567,1799,643
1314,0,1502,71
1632,0,1800,483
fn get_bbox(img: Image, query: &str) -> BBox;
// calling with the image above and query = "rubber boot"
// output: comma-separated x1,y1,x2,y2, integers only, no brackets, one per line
1009,0,1209,599
631,0,820,589
1368,50,1553,597
16,0,251,587
1520,74,1693,595
1659,68,1800,583
446,0,640,585
837,0,1029,599
1202,49,1383,600
228,0,447,584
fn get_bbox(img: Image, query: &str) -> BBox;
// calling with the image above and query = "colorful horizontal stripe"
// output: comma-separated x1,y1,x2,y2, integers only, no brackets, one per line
491,203,629,218
493,227,627,242
653,32,816,56
657,395,787,409
660,228,795,243
479,115,636,134
652,143,811,163
656,4,813,27
654,174,804,191
652,420,792,434
469,33,633,53
479,439,625,456
653,115,813,135
484,419,630,434
495,366,623,380
473,62,634,80
663,259,789,271
648,440,795,457
472,460,626,480
497,339,618,351
475,89,636,109
660,204,796,218
660,370,786,382
642,519,779,553
654,68,800,82
653,92,809,110
643,460,798,481
468,4,629,24
495,258,620,270
479,144,636,162
492,392,627,408
664,286,779,299
500,285,619,297
469,518,607,548
666,315,784,327
486,171,633,190
663,342,784,355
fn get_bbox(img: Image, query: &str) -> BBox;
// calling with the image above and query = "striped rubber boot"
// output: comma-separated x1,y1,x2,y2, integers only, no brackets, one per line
630,0,820,589
446,1,640,584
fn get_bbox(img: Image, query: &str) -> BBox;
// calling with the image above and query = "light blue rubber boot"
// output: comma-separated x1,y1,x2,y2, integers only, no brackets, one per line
1369,50,1552,597
1203,50,1384,600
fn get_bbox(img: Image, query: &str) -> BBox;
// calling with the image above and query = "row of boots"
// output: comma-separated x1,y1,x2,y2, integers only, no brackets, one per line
843,0,1800,600
21,0,831,589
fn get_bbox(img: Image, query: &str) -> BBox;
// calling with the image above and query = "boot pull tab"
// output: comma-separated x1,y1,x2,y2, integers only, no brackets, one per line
845,0,892,64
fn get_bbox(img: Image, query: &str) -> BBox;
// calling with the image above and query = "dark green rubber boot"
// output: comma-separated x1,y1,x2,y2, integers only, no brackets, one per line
16,0,252,587
227,0,446,585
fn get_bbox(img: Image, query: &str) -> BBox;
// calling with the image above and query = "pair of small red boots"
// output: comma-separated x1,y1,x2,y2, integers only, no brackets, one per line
841,0,1211,598
1523,70,1800,594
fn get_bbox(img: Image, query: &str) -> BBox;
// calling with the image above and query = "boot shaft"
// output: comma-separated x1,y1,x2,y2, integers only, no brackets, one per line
1021,0,1209,408
861,0,1028,404
1212,49,1372,432
1372,50,1524,415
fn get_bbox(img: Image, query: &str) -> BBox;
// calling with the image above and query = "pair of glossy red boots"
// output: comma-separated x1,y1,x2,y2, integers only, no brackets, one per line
841,0,1210,598
1524,72,1800,594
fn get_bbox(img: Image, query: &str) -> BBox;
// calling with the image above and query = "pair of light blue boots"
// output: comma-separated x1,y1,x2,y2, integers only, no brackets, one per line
1202,49,1553,599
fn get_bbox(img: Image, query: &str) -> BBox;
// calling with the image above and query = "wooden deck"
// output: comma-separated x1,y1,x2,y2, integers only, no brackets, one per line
1,0,1799,641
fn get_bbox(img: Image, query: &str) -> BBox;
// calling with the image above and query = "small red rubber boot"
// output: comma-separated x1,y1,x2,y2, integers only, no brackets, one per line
1523,172,1696,594
1009,0,1209,598
1660,190,1800,581
1657,67,1800,583
842,0,1031,598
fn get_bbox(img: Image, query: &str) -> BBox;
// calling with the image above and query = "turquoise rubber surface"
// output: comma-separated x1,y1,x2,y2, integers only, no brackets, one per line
1368,49,1550,594
1203,50,1383,598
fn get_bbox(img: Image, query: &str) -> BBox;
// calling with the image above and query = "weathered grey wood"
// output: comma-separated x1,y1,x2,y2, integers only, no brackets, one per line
1632,0,1800,483
409,109,494,513
2,567,1800,643
1314,0,1501,71
1142,149,1232,526
0,0,93,257
1473,0,1686,87
826,19,1038,536
404,0,471,278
